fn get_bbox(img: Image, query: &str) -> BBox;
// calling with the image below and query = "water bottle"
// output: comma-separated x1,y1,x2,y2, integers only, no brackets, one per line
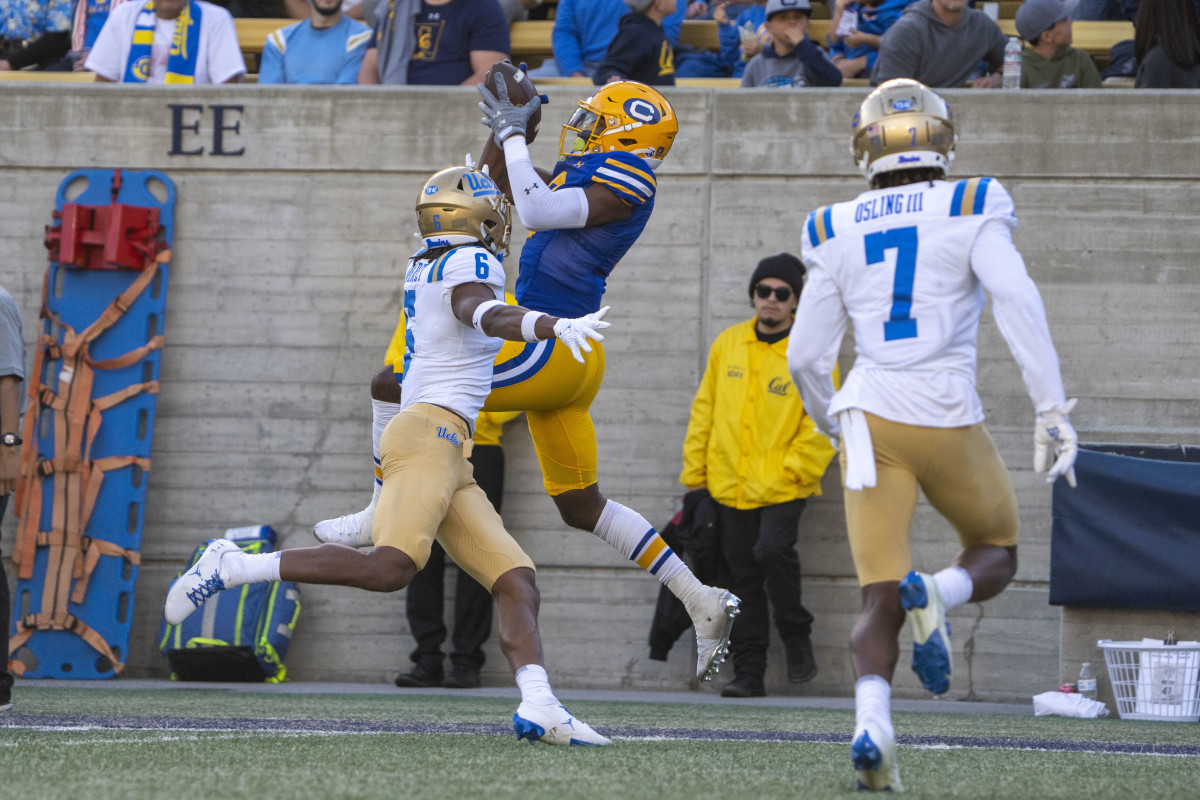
1002,36,1022,90
1078,661,1098,700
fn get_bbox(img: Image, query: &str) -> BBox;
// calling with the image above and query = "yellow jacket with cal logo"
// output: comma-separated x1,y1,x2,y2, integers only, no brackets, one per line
680,318,837,509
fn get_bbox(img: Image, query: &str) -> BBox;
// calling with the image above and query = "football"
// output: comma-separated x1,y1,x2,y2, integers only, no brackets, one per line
482,59,542,143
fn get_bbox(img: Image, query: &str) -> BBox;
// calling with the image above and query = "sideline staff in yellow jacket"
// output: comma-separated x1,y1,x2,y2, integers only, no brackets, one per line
680,253,837,698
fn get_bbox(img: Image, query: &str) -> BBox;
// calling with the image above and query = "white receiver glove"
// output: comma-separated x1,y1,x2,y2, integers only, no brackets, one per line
552,306,611,363
1034,397,1079,488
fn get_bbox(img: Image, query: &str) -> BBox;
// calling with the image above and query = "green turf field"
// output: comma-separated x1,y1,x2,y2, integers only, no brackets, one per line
2,687,1197,800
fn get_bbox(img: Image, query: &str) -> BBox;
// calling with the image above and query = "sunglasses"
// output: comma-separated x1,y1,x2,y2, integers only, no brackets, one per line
754,284,793,302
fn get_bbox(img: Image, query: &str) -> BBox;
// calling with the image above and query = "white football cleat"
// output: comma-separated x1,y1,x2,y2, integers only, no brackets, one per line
512,702,610,747
852,720,902,792
164,539,241,625
313,504,375,548
687,586,741,681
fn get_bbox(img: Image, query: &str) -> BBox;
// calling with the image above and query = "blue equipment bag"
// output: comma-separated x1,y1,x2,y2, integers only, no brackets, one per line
158,526,301,682
9,169,174,679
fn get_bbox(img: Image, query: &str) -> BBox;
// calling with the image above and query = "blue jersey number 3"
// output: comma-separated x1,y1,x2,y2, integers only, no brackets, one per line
865,225,919,341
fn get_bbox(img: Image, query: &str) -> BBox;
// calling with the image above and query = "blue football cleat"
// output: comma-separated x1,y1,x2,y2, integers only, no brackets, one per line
899,570,952,695
852,723,902,792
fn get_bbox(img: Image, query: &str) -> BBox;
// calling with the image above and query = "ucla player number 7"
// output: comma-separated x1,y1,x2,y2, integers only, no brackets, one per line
787,79,1079,792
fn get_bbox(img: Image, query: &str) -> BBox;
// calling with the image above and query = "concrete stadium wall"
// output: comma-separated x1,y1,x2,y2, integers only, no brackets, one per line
1,84,1197,703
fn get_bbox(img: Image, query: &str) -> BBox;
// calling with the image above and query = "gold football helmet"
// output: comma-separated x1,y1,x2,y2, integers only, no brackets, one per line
851,79,956,182
559,81,678,169
416,166,511,256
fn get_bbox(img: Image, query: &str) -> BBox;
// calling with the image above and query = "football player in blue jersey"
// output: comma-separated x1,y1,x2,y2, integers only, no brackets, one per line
316,76,740,684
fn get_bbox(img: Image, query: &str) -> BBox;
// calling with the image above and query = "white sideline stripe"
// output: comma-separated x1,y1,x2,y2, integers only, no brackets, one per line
4,725,1196,758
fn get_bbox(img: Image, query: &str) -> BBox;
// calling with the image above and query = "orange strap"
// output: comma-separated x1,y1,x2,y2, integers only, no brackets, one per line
9,250,167,674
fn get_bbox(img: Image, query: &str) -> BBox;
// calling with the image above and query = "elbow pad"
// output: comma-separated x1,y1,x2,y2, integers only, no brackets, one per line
502,137,590,231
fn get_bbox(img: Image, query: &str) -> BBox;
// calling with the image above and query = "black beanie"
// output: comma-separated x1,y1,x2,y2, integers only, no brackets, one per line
749,253,806,299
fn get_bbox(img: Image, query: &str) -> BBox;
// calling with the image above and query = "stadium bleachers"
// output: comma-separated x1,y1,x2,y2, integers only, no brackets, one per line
0,8,1135,83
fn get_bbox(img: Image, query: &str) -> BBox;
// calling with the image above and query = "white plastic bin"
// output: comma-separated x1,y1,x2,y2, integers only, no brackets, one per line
1098,639,1200,722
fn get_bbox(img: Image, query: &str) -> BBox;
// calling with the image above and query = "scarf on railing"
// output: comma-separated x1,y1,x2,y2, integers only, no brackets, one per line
121,0,201,83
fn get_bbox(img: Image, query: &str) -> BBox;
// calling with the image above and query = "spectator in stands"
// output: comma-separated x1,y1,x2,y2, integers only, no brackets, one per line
259,0,371,84
674,0,742,76
85,0,246,83
716,0,769,79
741,0,842,87
827,0,913,80
358,0,508,85
0,0,73,71
531,0,685,79
68,0,133,70
1134,0,1200,87
0,284,24,714
593,0,676,85
1016,0,1102,88
394,411,519,689
529,0,633,78
871,0,1007,87
679,254,835,698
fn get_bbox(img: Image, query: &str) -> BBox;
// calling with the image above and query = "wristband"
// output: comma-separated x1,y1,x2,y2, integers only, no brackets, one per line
521,310,547,342
471,299,507,333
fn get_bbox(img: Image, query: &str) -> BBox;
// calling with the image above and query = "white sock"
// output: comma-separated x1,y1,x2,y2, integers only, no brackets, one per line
515,664,558,706
855,674,894,739
369,399,401,505
222,550,281,587
933,566,974,610
592,500,689,584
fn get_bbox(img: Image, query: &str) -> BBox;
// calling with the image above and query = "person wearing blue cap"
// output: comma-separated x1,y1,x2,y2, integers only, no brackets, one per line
1015,0,1102,88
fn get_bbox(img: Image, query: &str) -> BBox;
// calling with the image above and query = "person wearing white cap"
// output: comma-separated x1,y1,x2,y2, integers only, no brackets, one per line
1015,0,1101,87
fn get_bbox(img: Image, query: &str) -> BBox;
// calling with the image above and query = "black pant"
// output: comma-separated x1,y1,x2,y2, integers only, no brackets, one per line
716,498,814,680
405,445,503,673
1,494,12,693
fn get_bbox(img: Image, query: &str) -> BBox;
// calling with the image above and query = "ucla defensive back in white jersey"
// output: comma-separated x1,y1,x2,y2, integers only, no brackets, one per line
400,241,506,431
786,79,1079,794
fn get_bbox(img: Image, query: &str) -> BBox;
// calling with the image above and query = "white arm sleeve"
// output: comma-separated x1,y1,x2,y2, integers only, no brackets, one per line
787,263,848,439
502,137,590,232
970,218,1068,414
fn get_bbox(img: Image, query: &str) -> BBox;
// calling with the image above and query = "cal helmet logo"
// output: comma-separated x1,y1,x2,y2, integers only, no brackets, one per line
424,185,439,195
892,99,915,111
623,97,661,125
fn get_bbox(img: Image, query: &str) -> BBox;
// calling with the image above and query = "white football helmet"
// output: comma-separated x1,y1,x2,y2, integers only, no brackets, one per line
851,79,956,183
